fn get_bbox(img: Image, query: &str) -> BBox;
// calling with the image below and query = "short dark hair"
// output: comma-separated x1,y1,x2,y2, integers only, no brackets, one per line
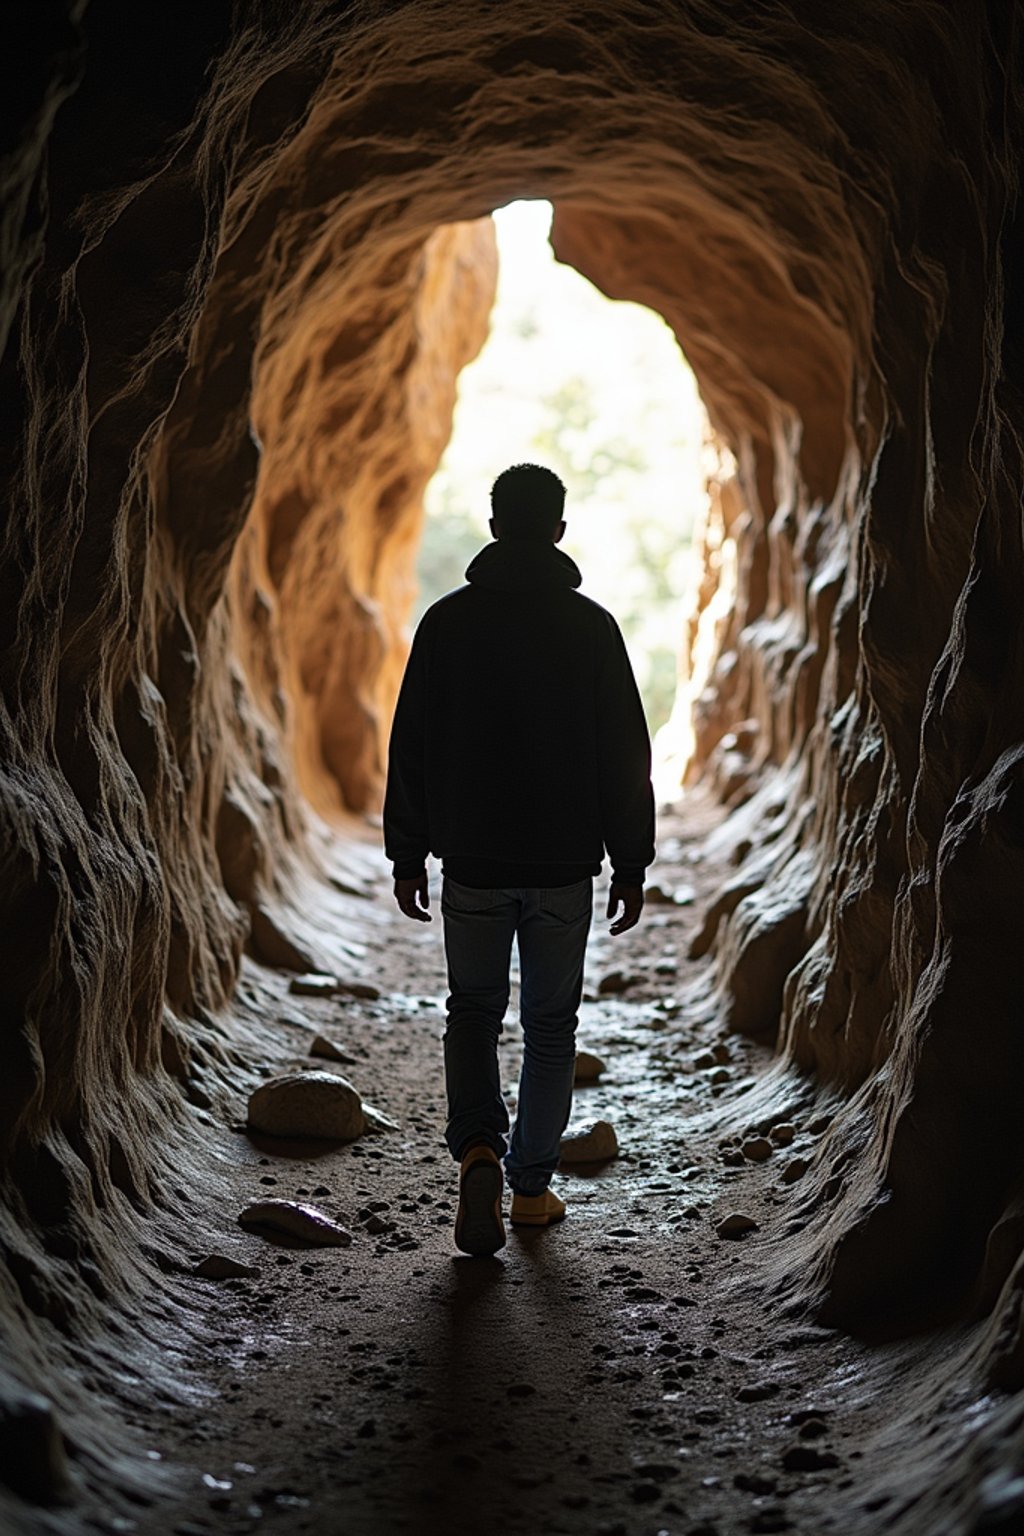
490,463,566,539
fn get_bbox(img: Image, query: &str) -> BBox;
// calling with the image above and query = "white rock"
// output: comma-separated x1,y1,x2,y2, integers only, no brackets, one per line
559,1119,619,1163
289,973,339,997
238,1199,353,1246
247,1070,364,1140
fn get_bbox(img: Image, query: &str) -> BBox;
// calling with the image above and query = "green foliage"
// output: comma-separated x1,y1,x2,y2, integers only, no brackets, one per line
414,495,485,621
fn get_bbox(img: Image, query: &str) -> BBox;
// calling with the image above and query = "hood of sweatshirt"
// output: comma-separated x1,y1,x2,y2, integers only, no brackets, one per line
465,539,582,593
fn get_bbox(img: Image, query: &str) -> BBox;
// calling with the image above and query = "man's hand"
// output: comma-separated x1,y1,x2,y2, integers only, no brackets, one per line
394,871,432,922
607,882,643,935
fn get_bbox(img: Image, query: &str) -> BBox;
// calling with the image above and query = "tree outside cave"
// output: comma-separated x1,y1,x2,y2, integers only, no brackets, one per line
417,200,709,739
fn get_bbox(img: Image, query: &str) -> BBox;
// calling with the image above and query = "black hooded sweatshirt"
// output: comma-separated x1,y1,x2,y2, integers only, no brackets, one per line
384,538,655,887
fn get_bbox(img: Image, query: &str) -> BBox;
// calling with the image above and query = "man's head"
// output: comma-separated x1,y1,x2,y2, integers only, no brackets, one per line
489,463,566,542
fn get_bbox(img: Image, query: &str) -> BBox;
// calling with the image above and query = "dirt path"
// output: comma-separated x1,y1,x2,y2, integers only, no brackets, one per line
88,791,943,1536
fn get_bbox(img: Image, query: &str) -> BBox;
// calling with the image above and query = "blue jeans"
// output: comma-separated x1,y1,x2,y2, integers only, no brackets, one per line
440,877,593,1196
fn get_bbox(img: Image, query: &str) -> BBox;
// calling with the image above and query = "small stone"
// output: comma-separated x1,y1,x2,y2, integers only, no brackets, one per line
742,1138,773,1162
711,1043,732,1064
751,1511,793,1533
722,1149,744,1167
238,1199,353,1247
710,1067,731,1085
336,980,381,1001
806,1115,831,1135
733,1471,776,1494
798,1417,829,1439
574,1050,607,1083
597,971,636,995
735,1382,779,1403
247,1070,364,1140
289,973,338,997
780,1157,810,1185
559,1120,619,1163
194,1254,260,1280
694,1050,716,1070
769,1123,796,1146
715,1212,759,1238
309,1034,356,1064
362,1214,393,1235
781,1444,839,1471
643,883,675,904
361,1103,400,1133
0,1389,70,1503
672,885,696,906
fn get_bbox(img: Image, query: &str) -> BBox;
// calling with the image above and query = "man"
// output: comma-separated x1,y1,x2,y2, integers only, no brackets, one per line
384,463,655,1256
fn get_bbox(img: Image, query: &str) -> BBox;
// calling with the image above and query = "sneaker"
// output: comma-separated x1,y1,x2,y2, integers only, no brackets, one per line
509,1189,566,1227
454,1145,506,1256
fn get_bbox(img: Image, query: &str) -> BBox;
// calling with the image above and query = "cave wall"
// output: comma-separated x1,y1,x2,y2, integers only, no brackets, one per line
2,0,1023,1481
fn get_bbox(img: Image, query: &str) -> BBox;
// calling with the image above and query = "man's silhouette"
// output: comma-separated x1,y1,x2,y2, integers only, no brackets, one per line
384,463,654,1255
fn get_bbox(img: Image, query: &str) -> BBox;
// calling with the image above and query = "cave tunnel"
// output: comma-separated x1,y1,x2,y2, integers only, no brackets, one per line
2,4,1023,1534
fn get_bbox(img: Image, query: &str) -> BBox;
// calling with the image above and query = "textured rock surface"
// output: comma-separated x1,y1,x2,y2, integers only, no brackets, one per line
247,1071,364,1140
1,3,1022,1531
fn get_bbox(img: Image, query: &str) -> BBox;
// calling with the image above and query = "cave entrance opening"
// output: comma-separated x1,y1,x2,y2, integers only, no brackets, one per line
417,199,714,794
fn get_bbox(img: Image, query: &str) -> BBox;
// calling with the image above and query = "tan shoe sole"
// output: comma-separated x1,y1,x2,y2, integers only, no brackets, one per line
455,1151,506,1255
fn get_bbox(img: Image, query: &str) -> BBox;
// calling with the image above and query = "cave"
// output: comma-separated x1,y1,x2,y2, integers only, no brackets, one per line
2,4,1023,1534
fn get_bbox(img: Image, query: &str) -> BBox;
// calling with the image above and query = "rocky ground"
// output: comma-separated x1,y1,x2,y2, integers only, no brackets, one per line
25,790,980,1536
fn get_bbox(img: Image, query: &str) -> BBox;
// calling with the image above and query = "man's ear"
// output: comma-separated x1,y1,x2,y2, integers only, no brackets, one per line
553,520,566,543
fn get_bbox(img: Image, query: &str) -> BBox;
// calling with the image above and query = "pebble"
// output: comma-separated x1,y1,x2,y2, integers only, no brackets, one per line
715,1212,759,1238
781,1444,839,1471
289,973,338,997
735,1382,779,1403
193,1254,260,1280
309,1034,357,1064
574,1050,607,1083
780,1157,810,1185
709,1067,731,1085
361,1214,394,1235
238,1200,353,1247
559,1120,619,1163
769,1123,796,1146
247,1071,364,1140
751,1512,793,1533
733,1471,777,1494
0,1388,70,1503
742,1138,773,1162
597,972,637,995
362,1104,400,1133
336,980,382,1001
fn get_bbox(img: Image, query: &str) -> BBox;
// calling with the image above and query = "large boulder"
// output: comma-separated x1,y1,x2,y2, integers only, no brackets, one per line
247,1070,365,1140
